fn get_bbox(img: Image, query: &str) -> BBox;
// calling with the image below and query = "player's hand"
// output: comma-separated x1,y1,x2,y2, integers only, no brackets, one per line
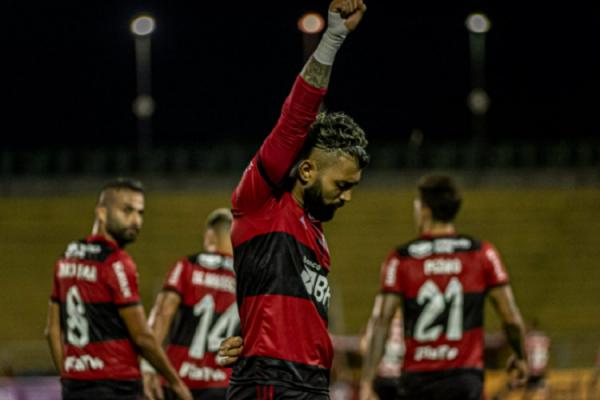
170,380,193,400
506,354,528,388
142,372,164,400
216,336,244,366
330,0,367,31
358,380,379,400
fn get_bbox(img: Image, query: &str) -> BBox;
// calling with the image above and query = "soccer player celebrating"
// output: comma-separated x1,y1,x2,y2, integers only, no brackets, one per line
142,208,239,400
44,178,192,400
227,1,368,398
360,175,528,400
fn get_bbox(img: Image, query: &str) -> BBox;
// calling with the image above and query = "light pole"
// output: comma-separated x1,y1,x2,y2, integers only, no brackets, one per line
298,13,325,64
130,15,156,155
466,13,491,150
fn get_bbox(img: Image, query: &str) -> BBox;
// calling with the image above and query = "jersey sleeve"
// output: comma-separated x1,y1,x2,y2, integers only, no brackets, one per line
50,261,60,303
162,259,190,296
232,76,327,213
105,253,141,306
481,241,509,288
380,250,403,294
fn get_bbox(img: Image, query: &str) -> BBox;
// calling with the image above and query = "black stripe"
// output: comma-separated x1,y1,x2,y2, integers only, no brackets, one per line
403,292,485,338
396,235,482,257
62,379,142,399
60,302,130,344
256,156,279,189
234,232,330,321
230,356,330,394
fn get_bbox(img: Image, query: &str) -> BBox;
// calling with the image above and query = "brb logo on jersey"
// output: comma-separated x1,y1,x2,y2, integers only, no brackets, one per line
301,255,330,309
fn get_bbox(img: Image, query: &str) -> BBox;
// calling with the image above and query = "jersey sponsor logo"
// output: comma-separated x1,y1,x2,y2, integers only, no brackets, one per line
65,242,102,259
64,355,105,372
179,361,227,381
384,258,399,287
58,262,98,282
168,262,184,286
197,254,234,271
414,345,459,362
112,261,132,298
424,258,462,275
408,239,472,258
301,257,330,308
192,271,236,293
485,248,507,281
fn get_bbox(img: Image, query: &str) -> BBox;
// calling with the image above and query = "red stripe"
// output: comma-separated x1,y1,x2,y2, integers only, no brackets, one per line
240,295,333,368
269,385,274,400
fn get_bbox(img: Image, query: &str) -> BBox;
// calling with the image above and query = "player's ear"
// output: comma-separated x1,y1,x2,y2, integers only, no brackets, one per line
297,159,318,186
95,206,107,224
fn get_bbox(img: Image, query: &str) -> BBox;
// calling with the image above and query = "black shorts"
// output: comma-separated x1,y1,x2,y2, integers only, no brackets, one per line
373,376,401,400
397,370,483,400
164,386,228,400
227,383,329,400
62,378,143,400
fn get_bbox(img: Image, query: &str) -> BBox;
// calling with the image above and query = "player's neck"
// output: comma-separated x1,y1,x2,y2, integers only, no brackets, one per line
91,222,118,246
421,221,455,236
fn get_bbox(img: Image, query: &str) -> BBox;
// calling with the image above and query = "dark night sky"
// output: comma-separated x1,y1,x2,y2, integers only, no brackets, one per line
4,1,598,150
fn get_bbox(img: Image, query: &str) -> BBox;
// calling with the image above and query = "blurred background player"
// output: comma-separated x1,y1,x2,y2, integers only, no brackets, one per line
359,175,528,400
227,1,368,398
44,178,191,400
142,208,238,400
361,300,404,400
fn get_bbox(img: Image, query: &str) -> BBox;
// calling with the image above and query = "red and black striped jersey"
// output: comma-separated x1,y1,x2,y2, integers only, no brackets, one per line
380,234,509,373
230,76,332,394
161,252,238,390
50,235,141,380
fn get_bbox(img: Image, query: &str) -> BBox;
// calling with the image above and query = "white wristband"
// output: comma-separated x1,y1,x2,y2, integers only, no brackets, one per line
313,11,350,65
140,358,156,373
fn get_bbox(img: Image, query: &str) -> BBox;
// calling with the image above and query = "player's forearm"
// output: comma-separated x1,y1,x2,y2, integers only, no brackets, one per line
135,332,181,385
503,321,527,361
300,57,332,89
45,329,63,374
360,317,390,383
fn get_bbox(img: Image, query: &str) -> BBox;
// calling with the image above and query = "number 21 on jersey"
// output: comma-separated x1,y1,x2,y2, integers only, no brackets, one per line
414,277,463,342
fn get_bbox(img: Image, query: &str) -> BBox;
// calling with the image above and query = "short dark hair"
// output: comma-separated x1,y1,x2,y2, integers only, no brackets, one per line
101,177,145,194
417,175,462,222
303,111,370,168
205,208,233,233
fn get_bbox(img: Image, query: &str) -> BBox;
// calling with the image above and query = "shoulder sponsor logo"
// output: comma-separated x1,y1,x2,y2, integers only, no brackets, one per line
197,254,235,271
112,261,132,298
408,242,433,258
65,242,102,259
433,238,472,254
424,258,462,275
58,262,97,282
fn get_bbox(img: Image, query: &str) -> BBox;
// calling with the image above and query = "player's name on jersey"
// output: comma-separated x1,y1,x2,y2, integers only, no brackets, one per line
423,258,462,275
64,355,105,372
179,362,227,381
58,262,98,282
414,345,459,362
192,271,235,293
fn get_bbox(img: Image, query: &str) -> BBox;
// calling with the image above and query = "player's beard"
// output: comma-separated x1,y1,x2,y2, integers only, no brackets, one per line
106,219,139,248
303,179,342,222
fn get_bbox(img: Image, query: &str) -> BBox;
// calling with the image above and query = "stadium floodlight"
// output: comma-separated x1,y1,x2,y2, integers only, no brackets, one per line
465,13,491,34
131,15,156,36
298,13,325,34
